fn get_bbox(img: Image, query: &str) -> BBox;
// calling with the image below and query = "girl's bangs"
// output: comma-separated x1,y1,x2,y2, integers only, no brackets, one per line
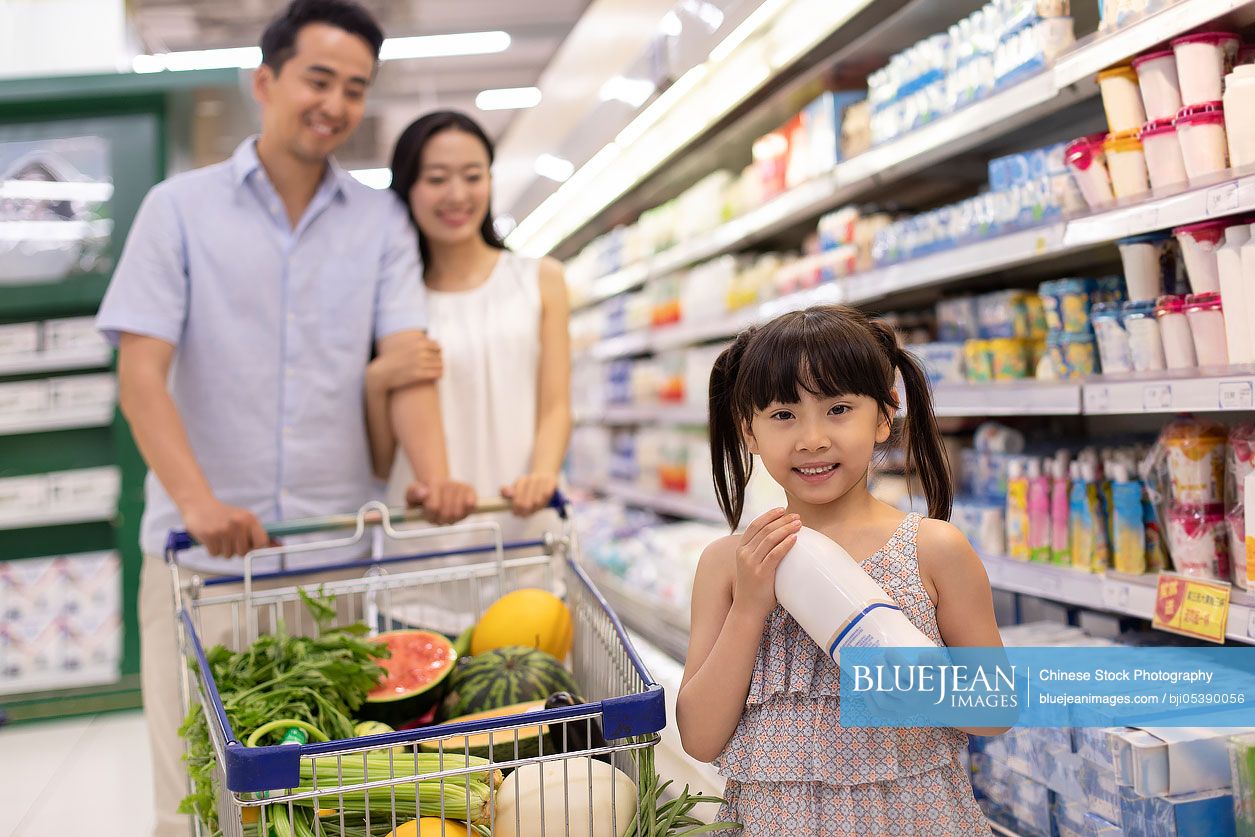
737,312,892,412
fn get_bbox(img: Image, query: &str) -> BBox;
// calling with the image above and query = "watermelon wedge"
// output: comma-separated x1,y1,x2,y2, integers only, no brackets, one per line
359,630,458,727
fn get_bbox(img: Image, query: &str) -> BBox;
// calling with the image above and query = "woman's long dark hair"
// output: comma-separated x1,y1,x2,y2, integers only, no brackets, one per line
388,110,506,269
709,304,951,529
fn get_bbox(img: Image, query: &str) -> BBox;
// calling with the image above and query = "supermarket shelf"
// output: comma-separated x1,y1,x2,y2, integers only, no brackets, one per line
650,311,755,353
843,224,1072,306
932,381,1082,417
0,404,115,436
0,502,116,531
0,346,112,377
597,403,709,426
981,554,1255,645
582,369,1255,425
569,0,1245,300
602,481,726,525
585,564,691,662
571,260,651,312
1082,366,1255,414
591,330,651,361
1053,0,1255,88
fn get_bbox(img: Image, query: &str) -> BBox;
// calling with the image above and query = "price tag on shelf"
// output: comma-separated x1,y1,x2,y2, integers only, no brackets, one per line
1219,381,1254,411
1085,385,1110,413
1152,573,1231,644
1207,182,1240,216
1143,384,1172,411
1102,581,1131,611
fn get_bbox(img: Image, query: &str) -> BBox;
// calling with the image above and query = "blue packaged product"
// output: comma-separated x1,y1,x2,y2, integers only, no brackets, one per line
1091,302,1132,375
1083,812,1122,836
908,342,966,385
1120,786,1235,837
1075,727,1120,769
1040,278,1095,334
1078,758,1123,826
1053,797,1089,837
1093,275,1127,304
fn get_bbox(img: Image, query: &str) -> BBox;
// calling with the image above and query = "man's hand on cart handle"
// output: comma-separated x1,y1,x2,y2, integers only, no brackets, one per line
179,495,279,558
405,478,477,525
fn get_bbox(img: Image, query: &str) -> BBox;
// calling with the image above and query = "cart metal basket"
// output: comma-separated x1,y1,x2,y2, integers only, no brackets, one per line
167,499,666,837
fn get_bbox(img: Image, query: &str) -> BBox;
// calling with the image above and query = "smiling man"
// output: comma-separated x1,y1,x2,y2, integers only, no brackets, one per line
95,2,474,833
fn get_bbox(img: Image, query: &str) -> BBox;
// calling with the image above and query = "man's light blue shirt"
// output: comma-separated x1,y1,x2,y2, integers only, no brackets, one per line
96,137,425,570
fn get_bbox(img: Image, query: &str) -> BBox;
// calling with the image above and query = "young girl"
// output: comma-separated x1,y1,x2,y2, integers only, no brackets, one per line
676,305,1003,835
365,111,571,543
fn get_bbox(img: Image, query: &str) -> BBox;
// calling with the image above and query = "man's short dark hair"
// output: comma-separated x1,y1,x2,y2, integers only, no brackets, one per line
260,0,384,73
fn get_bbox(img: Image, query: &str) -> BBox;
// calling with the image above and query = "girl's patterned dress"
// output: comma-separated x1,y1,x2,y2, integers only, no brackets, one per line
714,513,990,836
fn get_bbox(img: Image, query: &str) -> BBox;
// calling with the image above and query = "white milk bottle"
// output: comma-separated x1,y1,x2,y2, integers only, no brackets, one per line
775,526,935,663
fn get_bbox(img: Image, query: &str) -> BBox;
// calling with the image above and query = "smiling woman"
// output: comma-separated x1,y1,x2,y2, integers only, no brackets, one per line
362,109,573,554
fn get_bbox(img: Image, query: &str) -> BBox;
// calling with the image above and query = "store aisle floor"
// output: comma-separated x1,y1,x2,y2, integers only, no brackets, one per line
0,711,153,837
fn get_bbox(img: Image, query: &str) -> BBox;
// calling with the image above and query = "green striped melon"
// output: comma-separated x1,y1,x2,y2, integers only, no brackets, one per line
419,700,547,763
437,646,578,721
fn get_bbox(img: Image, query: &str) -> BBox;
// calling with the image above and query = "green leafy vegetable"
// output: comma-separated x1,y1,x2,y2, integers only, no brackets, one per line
179,587,389,835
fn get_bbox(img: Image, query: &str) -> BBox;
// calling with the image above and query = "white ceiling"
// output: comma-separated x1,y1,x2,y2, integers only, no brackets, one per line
129,0,594,148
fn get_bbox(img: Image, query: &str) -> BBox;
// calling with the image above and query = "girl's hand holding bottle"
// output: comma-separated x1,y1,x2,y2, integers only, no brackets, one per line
732,508,802,623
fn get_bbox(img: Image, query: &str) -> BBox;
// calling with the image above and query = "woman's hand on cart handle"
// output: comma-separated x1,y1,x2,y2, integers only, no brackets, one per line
501,472,559,517
179,494,278,558
405,477,477,524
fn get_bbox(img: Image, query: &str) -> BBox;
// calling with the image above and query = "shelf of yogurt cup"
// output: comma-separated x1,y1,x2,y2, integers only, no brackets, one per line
583,179,1255,364
599,480,726,525
980,552,1255,644
569,0,1255,311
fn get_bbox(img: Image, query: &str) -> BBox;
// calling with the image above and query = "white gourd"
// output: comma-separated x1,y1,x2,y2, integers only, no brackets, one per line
493,757,638,837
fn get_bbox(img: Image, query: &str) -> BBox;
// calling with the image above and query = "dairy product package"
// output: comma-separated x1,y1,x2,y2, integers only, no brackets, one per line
775,526,934,662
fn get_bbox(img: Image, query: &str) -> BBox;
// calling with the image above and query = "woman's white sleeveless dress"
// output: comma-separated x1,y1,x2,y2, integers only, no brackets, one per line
384,250,561,576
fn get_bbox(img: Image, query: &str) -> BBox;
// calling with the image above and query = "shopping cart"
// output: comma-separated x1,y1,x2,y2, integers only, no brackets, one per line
167,496,666,837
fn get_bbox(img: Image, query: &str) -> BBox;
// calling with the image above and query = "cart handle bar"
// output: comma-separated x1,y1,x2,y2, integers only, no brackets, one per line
164,490,568,555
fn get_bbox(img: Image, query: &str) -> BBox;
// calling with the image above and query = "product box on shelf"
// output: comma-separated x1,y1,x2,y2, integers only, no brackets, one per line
0,474,49,521
1111,726,1255,797
42,316,106,353
46,373,116,412
0,379,50,420
0,322,39,357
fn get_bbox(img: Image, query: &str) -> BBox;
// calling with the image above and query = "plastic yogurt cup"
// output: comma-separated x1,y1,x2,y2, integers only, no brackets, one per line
1091,302,1132,374
1102,130,1150,199
1131,49,1183,121
1121,300,1167,371
1184,291,1229,367
1173,219,1227,293
1171,31,1240,106
1097,65,1147,133
1137,118,1188,190
1174,102,1229,181
1116,231,1171,300
1064,133,1113,209
1155,294,1198,369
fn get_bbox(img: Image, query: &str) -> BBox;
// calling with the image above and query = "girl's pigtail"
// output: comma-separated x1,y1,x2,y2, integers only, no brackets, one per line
871,320,953,521
709,328,756,530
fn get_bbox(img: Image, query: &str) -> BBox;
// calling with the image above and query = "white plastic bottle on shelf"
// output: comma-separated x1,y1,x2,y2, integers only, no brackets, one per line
1217,223,1252,363
774,526,934,663
1224,65,1255,169
1241,223,1255,363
